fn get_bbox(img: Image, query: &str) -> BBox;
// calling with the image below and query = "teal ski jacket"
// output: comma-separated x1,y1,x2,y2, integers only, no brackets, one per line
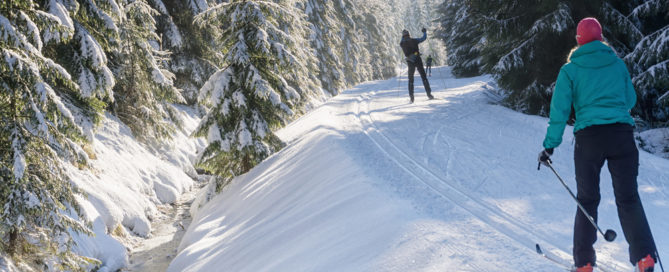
543,40,636,149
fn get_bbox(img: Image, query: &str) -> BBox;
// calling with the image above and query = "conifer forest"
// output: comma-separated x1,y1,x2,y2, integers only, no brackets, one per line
0,0,667,270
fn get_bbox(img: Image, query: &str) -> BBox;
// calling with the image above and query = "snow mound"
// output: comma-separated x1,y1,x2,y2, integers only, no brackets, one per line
66,106,205,271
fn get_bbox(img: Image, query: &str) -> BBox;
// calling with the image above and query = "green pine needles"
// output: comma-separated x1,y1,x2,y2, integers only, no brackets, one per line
1,1,99,270
193,0,314,190
112,0,185,143
436,0,669,123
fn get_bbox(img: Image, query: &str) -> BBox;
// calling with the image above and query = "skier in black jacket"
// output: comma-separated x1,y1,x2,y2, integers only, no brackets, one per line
425,55,433,76
400,28,433,103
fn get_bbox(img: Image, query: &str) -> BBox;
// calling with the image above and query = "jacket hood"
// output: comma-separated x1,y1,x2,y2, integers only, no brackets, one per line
569,41,618,68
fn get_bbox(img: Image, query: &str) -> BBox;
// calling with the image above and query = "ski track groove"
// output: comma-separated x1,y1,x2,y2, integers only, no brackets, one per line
354,73,625,272
642,159,669,199
354,93,485,272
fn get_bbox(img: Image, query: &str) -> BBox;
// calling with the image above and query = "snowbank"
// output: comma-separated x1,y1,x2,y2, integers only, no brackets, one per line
637,127,669,159
65,106,205,271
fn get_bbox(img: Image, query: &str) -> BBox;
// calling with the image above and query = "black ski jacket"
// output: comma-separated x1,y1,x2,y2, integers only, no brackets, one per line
400,32,427,58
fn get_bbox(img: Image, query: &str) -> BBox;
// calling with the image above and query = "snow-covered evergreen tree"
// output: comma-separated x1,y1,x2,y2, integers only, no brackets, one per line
302,0,347,94
624,0,669,126
111,0,185,143
413,0,446,67
0,0,99,269
43,0,118,104
435,0,668,124
435,0,484,76
455,0,575,114
353,0,398,79
193,0,317,189
150,0,222,105
272,0,323,110
330,0,371,84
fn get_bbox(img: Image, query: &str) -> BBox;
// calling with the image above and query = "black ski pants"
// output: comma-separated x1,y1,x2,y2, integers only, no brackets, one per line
407,57,432,99
572,123,656,267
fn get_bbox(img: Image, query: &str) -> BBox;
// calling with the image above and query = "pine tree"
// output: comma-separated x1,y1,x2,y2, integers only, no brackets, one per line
474,0,576,114
0,0,99,269
624,0,669,126
435,0,485,76
332,0,370,84
352,0,398,79
302,0,347,94
193,0,317,190
43,0,118,104
435,0,668,124
111,0,185,143
151,0,222,105
271,0,323,110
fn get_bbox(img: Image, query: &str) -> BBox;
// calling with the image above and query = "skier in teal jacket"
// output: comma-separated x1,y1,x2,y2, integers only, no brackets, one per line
542,39,636,149
537,18,657,272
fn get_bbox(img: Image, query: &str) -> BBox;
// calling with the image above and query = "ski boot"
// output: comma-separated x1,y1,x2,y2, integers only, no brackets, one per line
573,263,593,272
635,254,654,272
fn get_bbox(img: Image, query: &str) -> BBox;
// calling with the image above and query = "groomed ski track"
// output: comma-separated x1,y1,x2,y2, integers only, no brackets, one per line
171,66,668,272
347,67,645,271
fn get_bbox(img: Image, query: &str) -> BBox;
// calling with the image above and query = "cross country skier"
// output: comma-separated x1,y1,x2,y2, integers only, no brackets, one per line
537,17,658,272
426,55,433,76
400,28,434,103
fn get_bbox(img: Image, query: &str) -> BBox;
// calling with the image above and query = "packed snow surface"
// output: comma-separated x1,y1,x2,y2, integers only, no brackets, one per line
170,67,668,272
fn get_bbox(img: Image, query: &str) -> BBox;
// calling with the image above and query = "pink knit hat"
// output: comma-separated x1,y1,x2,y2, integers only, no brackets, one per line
576,18,603,45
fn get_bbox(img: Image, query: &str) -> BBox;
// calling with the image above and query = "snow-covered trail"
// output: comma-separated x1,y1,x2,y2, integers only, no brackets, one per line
169,67,669,272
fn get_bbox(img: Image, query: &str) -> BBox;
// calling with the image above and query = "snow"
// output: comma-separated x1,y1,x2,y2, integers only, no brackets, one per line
47,1,73,29
188,0,208,14
78,31,107,72
11,131,26,181
659,90,669,103
237,121,252,148
206,123,222,148
63,106,206,271
0,254,19,272
199,69,232,108
19,12,42,51
169,67,669,272
46,0,75,42
76,28,115,98
36,82,77,130
637,128,669,159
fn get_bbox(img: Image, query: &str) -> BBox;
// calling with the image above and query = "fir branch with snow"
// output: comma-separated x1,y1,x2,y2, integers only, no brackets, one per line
621,0,669,126
193,0,315,189
111,0,185,143
435,0,485,76
147,0,222,105
1,2,101,270
302,0,347,94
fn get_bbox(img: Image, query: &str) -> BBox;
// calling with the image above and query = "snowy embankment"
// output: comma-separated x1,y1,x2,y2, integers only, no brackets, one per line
169,66,668,272
65,106,205,271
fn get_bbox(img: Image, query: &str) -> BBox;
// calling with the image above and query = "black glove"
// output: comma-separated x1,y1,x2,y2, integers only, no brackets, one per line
421,27,427,33
537,148,553,169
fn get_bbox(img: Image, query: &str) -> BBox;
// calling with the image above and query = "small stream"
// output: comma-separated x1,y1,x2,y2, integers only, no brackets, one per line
125,183,204,272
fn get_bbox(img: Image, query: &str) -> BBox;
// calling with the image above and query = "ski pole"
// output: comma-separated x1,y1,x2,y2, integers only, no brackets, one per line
397,70,401,98
540,160,617,242
657,251,665,272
